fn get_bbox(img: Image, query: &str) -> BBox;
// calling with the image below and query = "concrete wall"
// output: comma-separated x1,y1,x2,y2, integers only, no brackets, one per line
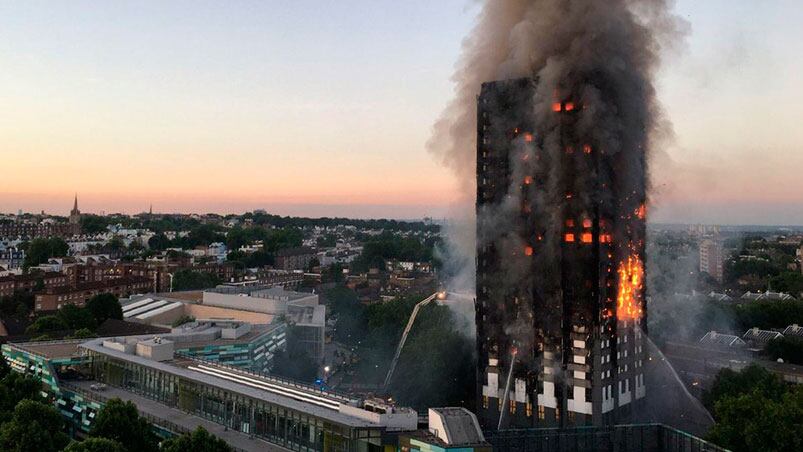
203,292,286,314
184,304,273,324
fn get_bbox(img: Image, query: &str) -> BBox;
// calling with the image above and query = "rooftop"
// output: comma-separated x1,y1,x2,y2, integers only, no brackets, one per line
41,276,150,295
5,340,84,360
783,324,803,338
700,331,746,348
79,337,414,429
742,327,783,344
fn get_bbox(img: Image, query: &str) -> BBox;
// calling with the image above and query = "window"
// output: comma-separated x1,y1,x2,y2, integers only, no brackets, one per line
482,396,489,409
537,405,545,420
526,402,533,417
509,399,516,414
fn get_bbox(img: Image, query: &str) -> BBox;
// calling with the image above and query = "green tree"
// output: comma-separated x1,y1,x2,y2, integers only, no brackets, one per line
64,438,126,452
263,228,302,253
160,426,232,452
171,315,196,327
23,237,69,269
72,328,97,339
0,371,44,418
0,400,70,452
325,287,367,345
171,269,221,291
88,398,158,452
390,304,475,410
766,336,803,365
707,386,803,452
0,292,34,317
702,364,787,410
80,215,111,235
25,315,69,335
769,271,803,298
147,233,171,251
85,293,123,324
271,326,319,382
0,355,9,379
58,304,97,330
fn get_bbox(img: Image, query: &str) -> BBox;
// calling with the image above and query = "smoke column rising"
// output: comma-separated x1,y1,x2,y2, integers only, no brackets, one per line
430,0,687,302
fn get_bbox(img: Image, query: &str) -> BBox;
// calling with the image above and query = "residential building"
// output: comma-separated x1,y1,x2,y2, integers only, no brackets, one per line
0,271,69,298
34,276,151,311
741,290,796,302
699,237,725,283
275,246,316,271
783,324,803,338
699,331,746,348
475,78,647,429
742,327,783,349
0,247,25,270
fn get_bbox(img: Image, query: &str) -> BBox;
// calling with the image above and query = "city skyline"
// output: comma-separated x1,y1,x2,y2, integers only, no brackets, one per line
2,0,802,224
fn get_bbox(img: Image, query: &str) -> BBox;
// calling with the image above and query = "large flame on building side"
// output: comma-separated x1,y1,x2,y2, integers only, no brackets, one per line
617,254,644,320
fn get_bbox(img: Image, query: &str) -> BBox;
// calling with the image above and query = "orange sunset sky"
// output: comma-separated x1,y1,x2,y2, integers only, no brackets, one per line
2,1,802,224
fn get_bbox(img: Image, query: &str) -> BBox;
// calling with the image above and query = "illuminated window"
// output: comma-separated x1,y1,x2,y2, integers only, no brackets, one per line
552,102,562,112
555,407,560,421
581,233,593,244
524,133,534,142
482,396,489,409
564,233,575,243
526,402,533,417
582,219,593,228
498,399,503,412
523,176,533,185
524,246,533,256
565,219,575,227
537,405,545,420
565,102,575,111
509,399,516,414
600,234,613,243
564,145,574,154
583,144,592,154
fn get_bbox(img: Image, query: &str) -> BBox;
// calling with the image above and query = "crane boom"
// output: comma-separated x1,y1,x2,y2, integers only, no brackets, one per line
382,292,440,392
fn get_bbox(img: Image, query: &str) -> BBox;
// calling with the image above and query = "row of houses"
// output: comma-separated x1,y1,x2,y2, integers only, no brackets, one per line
700,324,803,350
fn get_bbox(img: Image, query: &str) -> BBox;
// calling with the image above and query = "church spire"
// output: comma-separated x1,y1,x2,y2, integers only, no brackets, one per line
73,193,78,213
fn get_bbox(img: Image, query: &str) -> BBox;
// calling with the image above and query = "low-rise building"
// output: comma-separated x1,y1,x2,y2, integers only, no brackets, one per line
275,246,316,271
35,276,151,311
2,336,419,451
742,327,783,349
783,324,803,338
699,331,746,348
0,271,69,298
741,290,796,302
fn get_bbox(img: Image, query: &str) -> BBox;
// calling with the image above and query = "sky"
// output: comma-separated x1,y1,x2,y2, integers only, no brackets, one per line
1,0,801,224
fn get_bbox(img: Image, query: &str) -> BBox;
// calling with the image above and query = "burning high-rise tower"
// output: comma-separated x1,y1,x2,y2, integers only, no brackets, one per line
475,77,647,429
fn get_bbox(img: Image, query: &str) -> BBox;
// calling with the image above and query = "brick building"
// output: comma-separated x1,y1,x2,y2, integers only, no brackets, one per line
34,276,151,311
275,246,315,271
0,272,69,298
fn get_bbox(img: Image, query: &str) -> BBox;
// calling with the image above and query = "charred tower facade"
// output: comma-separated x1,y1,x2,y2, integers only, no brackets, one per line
476,78,647,429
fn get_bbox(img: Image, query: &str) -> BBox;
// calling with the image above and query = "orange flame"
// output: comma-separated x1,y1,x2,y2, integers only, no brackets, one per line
636,204,646,220
616,255,644,320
